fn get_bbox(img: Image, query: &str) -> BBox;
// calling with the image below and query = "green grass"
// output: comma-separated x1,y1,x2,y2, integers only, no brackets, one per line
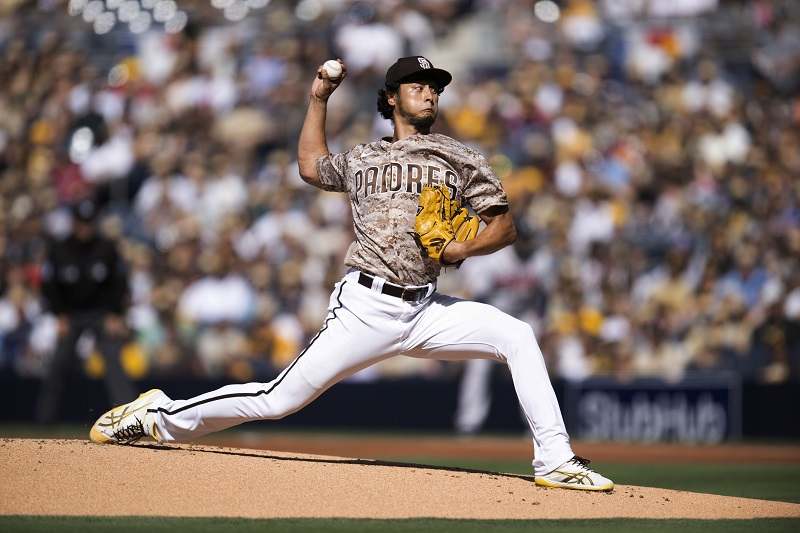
395,458,800,503
600,462,800,503
1,517,798,533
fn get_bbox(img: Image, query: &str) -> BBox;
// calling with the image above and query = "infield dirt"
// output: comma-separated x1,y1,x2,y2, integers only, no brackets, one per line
1,438,799,520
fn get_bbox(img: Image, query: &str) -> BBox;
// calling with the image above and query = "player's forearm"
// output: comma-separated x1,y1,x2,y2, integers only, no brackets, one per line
297,97,330,182
442,212,516,263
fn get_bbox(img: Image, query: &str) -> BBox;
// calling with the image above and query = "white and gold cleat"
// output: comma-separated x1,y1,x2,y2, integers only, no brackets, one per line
535,456,614,491
89,389,167,444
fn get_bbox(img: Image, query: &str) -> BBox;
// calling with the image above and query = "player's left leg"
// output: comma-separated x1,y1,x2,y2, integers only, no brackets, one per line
403,294,613,490
90,272,411,444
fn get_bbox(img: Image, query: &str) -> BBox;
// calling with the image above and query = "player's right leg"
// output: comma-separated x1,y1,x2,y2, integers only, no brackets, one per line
89,272,405,444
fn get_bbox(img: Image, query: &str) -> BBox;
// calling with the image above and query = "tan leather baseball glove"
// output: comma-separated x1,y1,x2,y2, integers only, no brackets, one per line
412,184,480,264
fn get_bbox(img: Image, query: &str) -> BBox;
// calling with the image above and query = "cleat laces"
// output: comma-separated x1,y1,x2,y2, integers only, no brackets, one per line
569,455,592,468
568,455,598,474
566,455,598,484
111,416,147,444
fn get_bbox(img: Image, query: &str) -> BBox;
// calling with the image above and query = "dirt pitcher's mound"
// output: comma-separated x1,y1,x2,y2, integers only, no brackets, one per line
1,438,799,520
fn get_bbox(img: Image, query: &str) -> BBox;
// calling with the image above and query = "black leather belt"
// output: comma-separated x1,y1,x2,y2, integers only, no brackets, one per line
358,272,432,302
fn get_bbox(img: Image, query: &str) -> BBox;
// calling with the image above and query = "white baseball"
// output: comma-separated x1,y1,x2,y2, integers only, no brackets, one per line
323,60,343,80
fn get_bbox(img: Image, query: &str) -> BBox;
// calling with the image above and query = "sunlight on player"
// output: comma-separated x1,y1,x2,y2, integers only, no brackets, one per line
90,56,613,492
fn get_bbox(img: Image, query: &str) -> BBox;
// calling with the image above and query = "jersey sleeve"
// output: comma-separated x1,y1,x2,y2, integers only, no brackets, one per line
462,151,508,214
315,151,350,192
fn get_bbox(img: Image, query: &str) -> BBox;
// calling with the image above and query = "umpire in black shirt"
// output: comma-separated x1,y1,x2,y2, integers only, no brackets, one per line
36,199,137,423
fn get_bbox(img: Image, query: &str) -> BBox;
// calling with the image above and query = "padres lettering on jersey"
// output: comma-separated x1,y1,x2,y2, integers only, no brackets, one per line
354,163,458,200
316,133,508,285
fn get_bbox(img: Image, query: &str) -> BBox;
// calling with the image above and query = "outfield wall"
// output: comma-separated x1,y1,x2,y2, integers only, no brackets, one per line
3,373,798,441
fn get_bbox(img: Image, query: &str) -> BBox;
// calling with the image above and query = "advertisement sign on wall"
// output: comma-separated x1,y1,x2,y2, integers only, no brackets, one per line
564,375,742,443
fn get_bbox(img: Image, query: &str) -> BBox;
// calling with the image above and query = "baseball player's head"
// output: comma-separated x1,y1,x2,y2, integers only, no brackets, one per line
377,56,452,130
70,198,99,241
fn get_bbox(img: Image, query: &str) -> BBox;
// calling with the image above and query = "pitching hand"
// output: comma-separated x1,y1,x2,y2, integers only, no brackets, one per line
310,59,347,102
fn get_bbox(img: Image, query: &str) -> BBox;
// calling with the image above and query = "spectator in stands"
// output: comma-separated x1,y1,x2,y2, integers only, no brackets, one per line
0,0,798,386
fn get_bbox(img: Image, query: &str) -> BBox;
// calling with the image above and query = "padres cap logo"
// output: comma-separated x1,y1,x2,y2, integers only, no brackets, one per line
385,56,452,88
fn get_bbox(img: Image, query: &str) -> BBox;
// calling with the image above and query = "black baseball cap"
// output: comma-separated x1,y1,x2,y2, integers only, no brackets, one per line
71,199,99,223
385,56,452,90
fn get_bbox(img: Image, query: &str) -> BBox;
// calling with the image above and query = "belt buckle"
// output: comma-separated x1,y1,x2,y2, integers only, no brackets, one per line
402,287,422,302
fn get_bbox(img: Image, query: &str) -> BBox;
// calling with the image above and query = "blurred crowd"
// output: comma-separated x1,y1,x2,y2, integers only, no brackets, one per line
1,0,799,385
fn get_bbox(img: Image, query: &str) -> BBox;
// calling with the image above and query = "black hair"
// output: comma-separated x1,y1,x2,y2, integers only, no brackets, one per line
376,82,399,120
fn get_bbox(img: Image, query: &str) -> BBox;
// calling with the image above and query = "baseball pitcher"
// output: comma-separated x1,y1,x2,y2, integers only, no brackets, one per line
90,56,613,491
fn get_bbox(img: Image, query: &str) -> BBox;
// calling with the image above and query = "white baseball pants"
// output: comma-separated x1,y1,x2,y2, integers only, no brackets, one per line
147,270,574,475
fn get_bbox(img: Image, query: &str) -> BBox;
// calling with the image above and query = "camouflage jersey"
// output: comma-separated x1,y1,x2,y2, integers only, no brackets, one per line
315,132,508,286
